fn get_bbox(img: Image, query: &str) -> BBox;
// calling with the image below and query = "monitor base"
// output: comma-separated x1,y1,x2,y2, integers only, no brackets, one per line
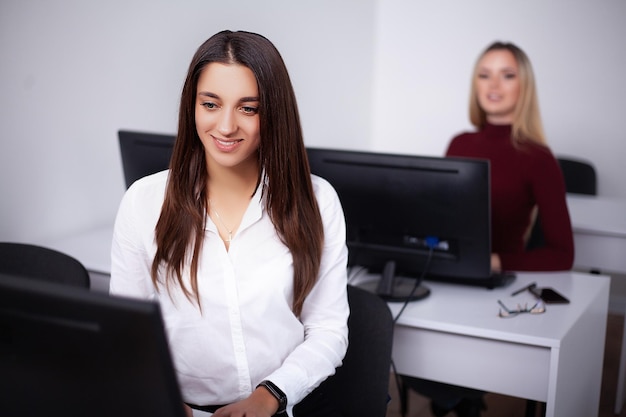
356,276,431,302
350,262,515,303
428,271,517,289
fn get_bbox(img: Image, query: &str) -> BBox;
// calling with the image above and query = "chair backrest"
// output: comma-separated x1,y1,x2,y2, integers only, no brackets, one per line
557,157,597,196
118,130,176,189
526,156,597,249
294,285,394,417
0,242,90,288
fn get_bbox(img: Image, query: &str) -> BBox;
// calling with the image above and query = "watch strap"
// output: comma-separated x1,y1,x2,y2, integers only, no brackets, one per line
257,380,287,414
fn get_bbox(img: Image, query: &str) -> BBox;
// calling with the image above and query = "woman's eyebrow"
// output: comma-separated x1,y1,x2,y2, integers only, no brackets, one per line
197,91,259,103
198,91,219,99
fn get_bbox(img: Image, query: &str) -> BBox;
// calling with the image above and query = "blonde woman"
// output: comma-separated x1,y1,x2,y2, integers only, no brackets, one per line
447,41,574,274
402,42,574,417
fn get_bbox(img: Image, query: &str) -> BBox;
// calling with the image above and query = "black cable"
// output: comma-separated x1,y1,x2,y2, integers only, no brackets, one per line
392,246,434,324
346,264,367,285
389,246,435,417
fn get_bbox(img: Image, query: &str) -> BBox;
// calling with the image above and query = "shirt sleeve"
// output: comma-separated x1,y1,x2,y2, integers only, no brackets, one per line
499,149,575,271
263,176,350,408
109,174,164,299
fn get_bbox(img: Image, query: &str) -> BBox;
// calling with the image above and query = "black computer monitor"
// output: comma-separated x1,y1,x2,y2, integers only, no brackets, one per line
307,147,514,302
118,130,176,189
0,274,186,417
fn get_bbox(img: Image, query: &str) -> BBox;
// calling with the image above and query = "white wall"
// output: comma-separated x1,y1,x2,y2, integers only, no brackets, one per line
1,0,625,245
0,0,376,243
372,0,626,198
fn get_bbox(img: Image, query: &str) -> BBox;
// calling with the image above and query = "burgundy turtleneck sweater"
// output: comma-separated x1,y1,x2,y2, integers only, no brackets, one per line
446,123,574,272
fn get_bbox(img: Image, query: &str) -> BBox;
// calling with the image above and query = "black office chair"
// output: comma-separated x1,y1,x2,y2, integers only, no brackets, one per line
118,130,176,189
557,156,597,195
0,242,90,289
294,285,394,417
526,156,597,249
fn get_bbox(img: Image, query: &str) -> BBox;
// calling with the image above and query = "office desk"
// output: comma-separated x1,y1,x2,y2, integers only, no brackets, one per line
385,272,609,417
42,211,615,415
567,194,626,414
567,194,626,275
42,224,114,292
45,224,114,274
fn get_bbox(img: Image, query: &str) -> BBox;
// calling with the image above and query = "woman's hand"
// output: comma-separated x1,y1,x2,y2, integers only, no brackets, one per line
212,387,279,417
491,253,502,273
183,403,193,417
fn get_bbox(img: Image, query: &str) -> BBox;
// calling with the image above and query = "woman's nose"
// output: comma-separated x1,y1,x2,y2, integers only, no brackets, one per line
217,110,237,136
488,75,500,88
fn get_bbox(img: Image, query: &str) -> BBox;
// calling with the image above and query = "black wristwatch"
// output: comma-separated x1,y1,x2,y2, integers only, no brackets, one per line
257,380,287,414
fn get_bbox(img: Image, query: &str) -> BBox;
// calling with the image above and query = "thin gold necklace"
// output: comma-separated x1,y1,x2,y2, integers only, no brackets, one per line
209,199,233,242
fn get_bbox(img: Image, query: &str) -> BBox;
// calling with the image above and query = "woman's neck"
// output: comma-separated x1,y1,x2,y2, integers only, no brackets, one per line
486,114,514,125
206,159,259,207
206,160,260,249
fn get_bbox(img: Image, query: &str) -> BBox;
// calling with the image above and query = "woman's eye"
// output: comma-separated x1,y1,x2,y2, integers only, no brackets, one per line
241,106,258,115
202,102,217,109
477,73,489,79
504,73,517,79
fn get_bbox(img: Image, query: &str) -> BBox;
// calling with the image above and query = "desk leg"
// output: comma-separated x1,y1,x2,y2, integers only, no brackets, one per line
616,308,626,415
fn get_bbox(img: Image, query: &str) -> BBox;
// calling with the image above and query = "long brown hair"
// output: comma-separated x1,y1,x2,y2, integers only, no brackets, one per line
151,30,324,316
469,41,546,145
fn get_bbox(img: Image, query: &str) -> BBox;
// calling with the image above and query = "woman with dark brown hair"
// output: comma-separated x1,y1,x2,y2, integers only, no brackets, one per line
110,30,349,417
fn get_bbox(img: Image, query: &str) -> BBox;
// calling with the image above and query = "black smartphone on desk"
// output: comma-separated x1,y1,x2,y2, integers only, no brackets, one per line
530,286,570,304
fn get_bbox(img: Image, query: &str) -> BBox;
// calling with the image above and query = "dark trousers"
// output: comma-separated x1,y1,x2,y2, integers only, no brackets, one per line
401,376,484,408
293,387,343,417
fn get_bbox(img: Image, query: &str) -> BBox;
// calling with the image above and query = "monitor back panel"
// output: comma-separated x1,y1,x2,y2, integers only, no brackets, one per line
0,274,186,417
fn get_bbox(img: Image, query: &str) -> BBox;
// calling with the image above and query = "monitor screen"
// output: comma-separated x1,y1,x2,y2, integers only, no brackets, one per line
307,148,513,301
118,130,176,189
0,274,187,417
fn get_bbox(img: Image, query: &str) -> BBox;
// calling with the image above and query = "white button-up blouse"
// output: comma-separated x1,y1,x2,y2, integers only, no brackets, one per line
110,170,349,415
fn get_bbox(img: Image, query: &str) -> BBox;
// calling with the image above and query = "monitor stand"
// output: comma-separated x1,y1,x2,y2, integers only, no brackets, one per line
484,271,517,289
357,261,431,302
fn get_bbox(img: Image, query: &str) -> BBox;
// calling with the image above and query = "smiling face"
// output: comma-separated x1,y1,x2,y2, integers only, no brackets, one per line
475,49,521,125
195,62,261,172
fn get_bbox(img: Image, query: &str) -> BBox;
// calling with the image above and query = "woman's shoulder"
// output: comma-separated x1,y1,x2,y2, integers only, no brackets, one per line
310,174,336,197
114,170,169,238
516,142,564,182
450,129,479,142
127,170,169,190
310,174,343,209
122,170,169,206
519,141,556,164
446,130,482,156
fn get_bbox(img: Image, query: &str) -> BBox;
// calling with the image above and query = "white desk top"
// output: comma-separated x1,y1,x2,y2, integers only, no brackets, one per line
380,271,610,348
43,224,114,275
567,194,626,238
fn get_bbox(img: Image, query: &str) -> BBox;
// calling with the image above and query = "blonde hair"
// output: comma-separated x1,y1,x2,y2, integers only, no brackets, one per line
469,42,546,145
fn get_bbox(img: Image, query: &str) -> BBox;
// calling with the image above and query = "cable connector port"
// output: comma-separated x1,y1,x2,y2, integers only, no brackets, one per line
404,235,450,251
424,236,449,250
